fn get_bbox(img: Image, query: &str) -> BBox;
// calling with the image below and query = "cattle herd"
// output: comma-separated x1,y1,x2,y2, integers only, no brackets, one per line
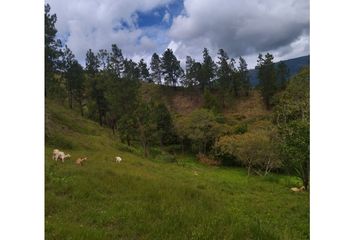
52,149,122,166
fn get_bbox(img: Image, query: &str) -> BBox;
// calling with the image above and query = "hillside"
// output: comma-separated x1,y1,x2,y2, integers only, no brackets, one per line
45,99,309,239
249,55,310,86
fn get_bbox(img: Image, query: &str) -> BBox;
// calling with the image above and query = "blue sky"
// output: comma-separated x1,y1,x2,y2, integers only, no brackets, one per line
46,0,309,68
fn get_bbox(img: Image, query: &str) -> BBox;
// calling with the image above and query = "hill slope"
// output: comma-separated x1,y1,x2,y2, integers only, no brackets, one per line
45,100,309,239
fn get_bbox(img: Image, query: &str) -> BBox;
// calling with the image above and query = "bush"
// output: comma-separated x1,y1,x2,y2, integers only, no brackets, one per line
196,153,220,166
214,131,281,175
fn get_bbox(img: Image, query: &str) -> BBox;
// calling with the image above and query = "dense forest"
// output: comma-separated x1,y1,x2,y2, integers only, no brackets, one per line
45,4,309,189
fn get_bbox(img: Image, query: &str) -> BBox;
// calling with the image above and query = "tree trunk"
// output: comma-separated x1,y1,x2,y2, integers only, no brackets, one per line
247,163,251,176
127,136,131,146
143,142,148,158
68,91,73,109
79,102,84,116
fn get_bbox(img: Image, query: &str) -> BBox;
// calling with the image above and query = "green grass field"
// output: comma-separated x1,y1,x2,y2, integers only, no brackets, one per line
45,100,309,239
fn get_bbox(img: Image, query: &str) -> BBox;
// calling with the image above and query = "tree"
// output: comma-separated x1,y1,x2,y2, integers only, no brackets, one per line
161,48,184,86
216,49,232,107
215,131,281,175
203,89,221,113
68,61,86,116
238,56,251,96
201,48,216,89
150,53,162,84
97,49,109,70
62,46,76,108
45,4,62,97
85,49,107,126
256,53,277,109
85,49,100,75
123,59,140,80
184,56,202,88
138,59,150,82
273,67,309,189
277,61,290,90
109,44,125,77
117,114,137,145
154,103,175,146
136,101,158,157
176,109,220,154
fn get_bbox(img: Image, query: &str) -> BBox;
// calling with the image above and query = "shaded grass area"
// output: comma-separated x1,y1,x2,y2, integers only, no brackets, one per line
45,100,309,239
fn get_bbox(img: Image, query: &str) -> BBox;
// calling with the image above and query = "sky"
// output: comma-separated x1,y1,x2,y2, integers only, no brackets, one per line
46,0,309,69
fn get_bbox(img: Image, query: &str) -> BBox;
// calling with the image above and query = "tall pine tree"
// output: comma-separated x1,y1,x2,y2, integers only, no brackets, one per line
238,56,251,96
201,48,216,89
161,48,184,86
256,53,277,109
45,4,62,97
150,53,162,85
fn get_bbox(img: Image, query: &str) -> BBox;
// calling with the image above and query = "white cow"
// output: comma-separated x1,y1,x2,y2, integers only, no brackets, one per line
52,149,60,160
115,156,122,163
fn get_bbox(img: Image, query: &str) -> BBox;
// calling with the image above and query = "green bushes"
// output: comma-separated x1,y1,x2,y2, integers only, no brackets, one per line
176,109,221,154
273,67,309,188
214,131,281,175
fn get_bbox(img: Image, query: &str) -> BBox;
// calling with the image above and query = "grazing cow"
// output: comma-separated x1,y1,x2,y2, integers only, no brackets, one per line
291,186,305,192
57,151,71,163
115,156,122,163
52,149,60,160
76,157,88,166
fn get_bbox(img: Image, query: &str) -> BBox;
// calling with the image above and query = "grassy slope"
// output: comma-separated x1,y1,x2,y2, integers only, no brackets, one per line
45,99,309,240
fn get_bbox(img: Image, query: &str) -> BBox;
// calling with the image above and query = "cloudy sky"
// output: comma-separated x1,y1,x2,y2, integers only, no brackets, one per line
46,0,309,68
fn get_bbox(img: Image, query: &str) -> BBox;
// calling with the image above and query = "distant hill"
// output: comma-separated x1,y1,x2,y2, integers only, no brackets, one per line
249,55,310,86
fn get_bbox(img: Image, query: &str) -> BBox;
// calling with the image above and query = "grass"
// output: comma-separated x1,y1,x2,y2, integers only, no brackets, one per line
45,99,309,239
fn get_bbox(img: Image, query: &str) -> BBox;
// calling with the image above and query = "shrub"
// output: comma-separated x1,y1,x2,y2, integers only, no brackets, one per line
175,109,221,154
214,131,281,175
196,153,220,166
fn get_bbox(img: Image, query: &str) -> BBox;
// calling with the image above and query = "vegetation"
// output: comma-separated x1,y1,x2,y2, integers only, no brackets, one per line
273,67,310,189
45,100,309,240
45,4,310,239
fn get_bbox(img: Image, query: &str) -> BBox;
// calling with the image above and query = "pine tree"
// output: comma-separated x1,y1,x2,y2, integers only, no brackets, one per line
138,59,150,82
277,61,290,90
68,61,85,115
256,53,277,109
161,48,184,86
98,49,109,70
201,48,216,89
85,49,99,75
123,59,140,80
184,56,197,87
150,53,162,84
85,49,107,126
45,4,62,97
238,56,251,96
109,44,124,77
62,46,76,108
216,49,232,107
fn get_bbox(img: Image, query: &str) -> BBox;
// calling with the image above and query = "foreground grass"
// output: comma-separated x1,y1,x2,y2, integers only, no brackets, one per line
45,100,309,239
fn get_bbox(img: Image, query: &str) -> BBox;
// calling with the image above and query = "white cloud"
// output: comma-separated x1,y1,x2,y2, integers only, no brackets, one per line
46,0,173,63
168,0,309,67
46,0,309,68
